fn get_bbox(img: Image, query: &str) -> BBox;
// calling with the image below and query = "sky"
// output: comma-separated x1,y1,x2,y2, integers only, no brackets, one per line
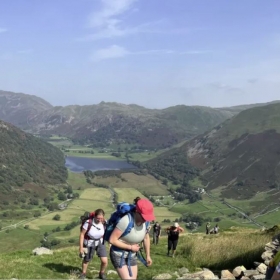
1,0,280,109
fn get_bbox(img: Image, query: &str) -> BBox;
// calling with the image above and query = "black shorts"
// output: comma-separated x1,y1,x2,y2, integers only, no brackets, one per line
168,238,179,250
83,242,107,262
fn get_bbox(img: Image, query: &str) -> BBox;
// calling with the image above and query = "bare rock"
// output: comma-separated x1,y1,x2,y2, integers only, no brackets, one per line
251,275,266,280
256,263,267,275
221,270,235,279
243,270,259,277
178,267,190,275
232,266,246,278
107,270,117,275
261,251,274,261
32,247,53,256
153,273,173,279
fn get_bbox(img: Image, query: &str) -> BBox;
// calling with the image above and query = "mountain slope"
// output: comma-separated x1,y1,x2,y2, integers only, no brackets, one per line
0,90,52,128
183,103,280,198
0,120,67,195
25,103,233,148
1,90,280,149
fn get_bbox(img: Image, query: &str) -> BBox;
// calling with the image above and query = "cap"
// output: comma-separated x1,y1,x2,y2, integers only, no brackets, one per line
135,199,155,222
174,222,179,227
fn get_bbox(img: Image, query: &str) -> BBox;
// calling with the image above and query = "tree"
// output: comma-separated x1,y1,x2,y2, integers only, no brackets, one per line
53,214,61,221
58,192,66,201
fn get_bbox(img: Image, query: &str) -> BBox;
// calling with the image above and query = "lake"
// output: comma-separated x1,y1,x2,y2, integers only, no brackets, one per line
65,156,137,172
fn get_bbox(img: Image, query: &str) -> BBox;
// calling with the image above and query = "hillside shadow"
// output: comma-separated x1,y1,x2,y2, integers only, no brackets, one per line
43,263,80,274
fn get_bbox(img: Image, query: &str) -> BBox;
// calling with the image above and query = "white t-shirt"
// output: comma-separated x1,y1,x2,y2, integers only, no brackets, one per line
83,219,105,247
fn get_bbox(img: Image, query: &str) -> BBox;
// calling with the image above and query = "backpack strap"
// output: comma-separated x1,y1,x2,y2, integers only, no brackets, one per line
121,212,134,238
84,218,93,240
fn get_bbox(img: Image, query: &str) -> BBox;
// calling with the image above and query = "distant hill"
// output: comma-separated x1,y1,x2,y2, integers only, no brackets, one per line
176,103,280,199
0,120,67,200
0,90,52,128
1,90,280,149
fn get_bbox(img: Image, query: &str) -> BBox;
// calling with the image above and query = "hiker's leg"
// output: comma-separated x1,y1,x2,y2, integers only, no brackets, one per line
82,261,89,274
172,240,179,257
97,244,108,273
156,235,159,245
116,255,138,280
110,248,137,280
167,239,172,255
153,232,156,244
82,247,94,274
116,265,136,280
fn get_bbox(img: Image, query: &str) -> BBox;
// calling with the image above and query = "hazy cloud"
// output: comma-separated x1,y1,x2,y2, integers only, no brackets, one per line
0,28,7,33
90,45,211,61
90,45,129,61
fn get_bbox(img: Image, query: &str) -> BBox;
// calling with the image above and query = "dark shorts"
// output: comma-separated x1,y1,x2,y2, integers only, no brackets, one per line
110,247,137,268
84,242,107,262
168,238,179,250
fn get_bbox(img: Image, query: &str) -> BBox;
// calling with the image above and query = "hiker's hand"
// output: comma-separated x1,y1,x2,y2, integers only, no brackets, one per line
131,244,140,252
146,256,152,266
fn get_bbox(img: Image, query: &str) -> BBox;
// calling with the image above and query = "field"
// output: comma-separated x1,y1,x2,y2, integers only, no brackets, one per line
94,173,169,196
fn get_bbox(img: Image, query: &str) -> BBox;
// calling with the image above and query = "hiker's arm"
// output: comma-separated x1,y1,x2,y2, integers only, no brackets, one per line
179,226,184,232
143,233,152,266
79,229,86,253
109,228,140,252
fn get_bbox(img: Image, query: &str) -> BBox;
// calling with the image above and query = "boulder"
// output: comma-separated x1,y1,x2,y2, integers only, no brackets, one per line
221,270,235,279
256,263,267,275
232,266,246,278
32,247,53,256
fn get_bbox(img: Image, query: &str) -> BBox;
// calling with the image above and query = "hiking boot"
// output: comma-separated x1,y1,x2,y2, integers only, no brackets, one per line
166,253,170,256
99,272,107,280
79,273,86,279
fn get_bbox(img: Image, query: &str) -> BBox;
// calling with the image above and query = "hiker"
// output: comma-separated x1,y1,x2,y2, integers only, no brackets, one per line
266,251,280,279
166,222,184,258
79,209,107,280
152,222,161,245
133,197,141,204
206,222,211,234
214,224,219,234
108,198,155,280
272,260,280,279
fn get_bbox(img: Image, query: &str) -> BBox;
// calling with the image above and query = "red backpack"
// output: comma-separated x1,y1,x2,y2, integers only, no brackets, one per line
80,212,96,240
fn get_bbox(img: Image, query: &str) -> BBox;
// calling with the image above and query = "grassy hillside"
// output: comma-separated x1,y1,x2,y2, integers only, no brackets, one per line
0,120,67,201
0,228,273,279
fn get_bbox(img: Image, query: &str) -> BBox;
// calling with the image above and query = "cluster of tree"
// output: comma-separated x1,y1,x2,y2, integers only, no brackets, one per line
0,121,67,194
182,213,206,226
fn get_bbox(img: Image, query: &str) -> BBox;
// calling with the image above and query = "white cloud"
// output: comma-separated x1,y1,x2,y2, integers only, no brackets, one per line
90,45,129,61
0,28,7,33
90,45,212,62
85,0,137,40
89,0,136,28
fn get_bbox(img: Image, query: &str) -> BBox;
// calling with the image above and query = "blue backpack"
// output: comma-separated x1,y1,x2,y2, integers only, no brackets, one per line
103,202,150,243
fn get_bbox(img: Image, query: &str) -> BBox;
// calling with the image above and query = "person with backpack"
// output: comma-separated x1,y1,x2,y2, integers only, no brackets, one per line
79,209,107,280
166,222,184,258
214,224,219,234
152,222,161,245
107,198,155,280
206,222,211,234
